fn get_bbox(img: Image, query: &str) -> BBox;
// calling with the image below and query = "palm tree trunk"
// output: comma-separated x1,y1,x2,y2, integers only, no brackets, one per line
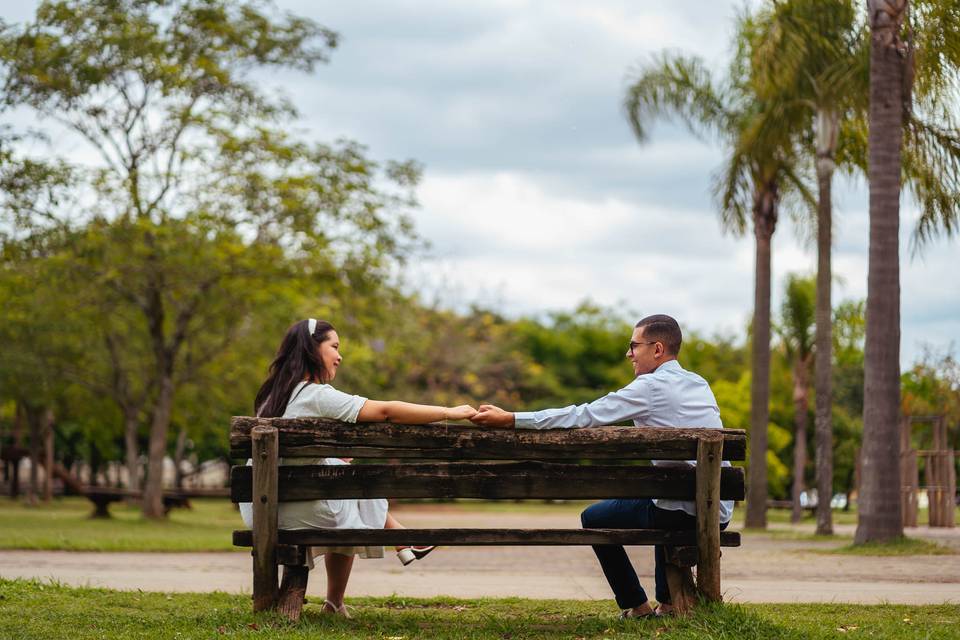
814,109,839,535
745,186,777,529
856,0,906,544
791,357,810,524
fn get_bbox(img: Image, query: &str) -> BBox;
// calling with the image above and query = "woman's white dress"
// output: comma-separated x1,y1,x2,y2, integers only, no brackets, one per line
239,381,387,560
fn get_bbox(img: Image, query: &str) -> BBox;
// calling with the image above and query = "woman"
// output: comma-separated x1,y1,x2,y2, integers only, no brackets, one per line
239,318,476,616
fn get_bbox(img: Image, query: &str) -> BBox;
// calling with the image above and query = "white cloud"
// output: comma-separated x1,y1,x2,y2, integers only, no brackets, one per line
8,0,958,366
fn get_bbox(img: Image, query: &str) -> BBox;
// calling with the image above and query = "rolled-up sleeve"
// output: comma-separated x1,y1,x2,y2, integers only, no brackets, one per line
514,378,650,429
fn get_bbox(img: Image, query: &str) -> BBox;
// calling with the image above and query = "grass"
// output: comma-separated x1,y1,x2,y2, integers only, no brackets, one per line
1,579,958,639
0,496,241,552
1,497,956,553
813,535,956,556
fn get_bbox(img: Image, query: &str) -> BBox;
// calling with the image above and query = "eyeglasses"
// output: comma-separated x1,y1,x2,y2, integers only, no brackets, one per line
628,341,657,355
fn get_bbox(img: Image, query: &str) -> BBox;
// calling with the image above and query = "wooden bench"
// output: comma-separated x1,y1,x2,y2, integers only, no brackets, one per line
229,417,746,621
83,486,230,518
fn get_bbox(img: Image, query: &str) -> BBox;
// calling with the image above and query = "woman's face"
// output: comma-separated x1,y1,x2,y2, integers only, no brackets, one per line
318,330,342,382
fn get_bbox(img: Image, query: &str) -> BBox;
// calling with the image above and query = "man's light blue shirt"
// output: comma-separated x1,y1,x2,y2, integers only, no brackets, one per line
514,359,734,523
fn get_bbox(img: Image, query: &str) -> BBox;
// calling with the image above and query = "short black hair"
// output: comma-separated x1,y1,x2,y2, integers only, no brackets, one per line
635,314,682,356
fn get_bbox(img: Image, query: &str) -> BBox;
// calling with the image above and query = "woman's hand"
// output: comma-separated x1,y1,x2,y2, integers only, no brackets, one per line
444,404,478,421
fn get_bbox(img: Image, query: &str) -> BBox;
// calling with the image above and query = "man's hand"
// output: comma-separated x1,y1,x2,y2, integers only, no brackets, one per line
470,404,516,427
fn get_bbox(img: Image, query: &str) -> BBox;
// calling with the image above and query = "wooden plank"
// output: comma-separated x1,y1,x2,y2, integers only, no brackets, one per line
695,432,723,602
230,418,747,461
232,528,742,547
251,426,279,612
230,462,746,502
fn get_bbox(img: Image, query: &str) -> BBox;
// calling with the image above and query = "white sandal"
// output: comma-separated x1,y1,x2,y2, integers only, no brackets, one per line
396,545,436,566
322,599,352,618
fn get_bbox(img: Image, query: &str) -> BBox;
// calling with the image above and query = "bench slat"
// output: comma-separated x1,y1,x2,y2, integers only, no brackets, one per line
232,527,741,547
230,419,747,461
230,462,745,502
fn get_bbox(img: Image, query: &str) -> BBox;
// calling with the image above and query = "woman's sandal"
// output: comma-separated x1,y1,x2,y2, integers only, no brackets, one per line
321,600,352,618
396,545,436,566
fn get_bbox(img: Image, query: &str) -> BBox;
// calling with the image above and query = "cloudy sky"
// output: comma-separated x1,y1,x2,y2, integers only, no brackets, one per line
6,1,958,366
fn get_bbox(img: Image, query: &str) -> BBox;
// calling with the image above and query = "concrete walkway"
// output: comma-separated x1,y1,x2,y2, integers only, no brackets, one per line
2,508,958,604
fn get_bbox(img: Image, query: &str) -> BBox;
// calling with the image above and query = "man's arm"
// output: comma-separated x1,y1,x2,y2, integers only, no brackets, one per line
470,380,650,429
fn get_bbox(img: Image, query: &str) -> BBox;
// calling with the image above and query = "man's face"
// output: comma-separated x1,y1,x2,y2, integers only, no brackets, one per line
626,327,666,376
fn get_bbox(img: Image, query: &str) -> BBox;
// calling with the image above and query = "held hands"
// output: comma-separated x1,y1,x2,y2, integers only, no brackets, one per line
444,404,479,421
469,404,516,428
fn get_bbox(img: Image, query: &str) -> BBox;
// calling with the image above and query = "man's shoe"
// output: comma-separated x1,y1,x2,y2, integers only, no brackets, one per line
397,545,436,566
620,606,656,620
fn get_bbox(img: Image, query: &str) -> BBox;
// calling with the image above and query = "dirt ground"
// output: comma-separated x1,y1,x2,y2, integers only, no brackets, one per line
2,506,958,604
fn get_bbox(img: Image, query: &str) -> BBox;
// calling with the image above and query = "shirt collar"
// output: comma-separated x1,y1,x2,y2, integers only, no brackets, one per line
653,358,681,373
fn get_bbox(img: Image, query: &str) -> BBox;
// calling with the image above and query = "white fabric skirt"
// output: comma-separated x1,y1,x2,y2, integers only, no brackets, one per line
239,457,388,560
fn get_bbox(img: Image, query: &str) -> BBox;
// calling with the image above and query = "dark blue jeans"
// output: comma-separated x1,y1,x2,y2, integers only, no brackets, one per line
580,499,728,609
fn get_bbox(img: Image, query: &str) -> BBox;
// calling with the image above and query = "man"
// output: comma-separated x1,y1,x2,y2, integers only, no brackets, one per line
470,314,733,618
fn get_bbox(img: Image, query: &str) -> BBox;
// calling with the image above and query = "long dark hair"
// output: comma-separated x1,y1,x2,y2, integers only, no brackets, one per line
254,319,336,418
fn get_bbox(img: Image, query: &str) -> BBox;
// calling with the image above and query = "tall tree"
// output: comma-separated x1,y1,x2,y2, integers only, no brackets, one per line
624,19,813,528
777,274,816,523
751,0,868,536
0,0,419,517
857,0,960,543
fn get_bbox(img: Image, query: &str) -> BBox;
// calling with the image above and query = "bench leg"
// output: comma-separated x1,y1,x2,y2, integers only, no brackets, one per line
90,500,112,519
664,563,698,615
664,546,699,615
277,565,310,622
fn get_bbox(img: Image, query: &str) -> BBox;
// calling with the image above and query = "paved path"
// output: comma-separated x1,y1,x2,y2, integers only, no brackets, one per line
2,507,959,604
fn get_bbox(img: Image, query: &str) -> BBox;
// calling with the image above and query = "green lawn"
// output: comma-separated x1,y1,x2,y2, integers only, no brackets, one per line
0,579,957,639
1,497,955,553
0,496,241,552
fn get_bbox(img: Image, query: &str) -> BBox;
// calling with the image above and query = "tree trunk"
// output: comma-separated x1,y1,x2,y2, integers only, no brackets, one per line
124,410,141,493
142,374,175,518
26,406,40,506
791,357,810,524
745,186,777,529
173,426,188,489
856,0,906,544
42,408,54,503
10,402,25,498
814,110,838,536
89,442,102,487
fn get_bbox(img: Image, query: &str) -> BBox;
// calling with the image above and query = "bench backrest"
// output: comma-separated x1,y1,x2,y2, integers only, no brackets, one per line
229,418,747,504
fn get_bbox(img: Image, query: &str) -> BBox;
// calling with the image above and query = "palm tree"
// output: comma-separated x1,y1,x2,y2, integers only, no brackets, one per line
751,0,867,536
750,0,960,539
623,17,814,528
857,0,960,544
777,274,816,524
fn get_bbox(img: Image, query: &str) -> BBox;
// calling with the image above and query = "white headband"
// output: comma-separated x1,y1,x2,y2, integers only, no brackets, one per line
308,318,317,334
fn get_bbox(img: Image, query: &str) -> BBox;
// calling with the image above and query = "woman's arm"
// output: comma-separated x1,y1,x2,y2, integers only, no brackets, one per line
356,400,476,424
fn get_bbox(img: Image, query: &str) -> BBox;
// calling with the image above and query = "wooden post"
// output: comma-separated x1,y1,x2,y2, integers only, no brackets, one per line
251,426,279,612
664,547,698,615
900,417,918,528
695,431,723,602
276,565,310,622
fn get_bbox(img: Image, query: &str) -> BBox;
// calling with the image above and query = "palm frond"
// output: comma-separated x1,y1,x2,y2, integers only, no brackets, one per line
902,113,960,252
623,53,731,144
710,146,751,236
